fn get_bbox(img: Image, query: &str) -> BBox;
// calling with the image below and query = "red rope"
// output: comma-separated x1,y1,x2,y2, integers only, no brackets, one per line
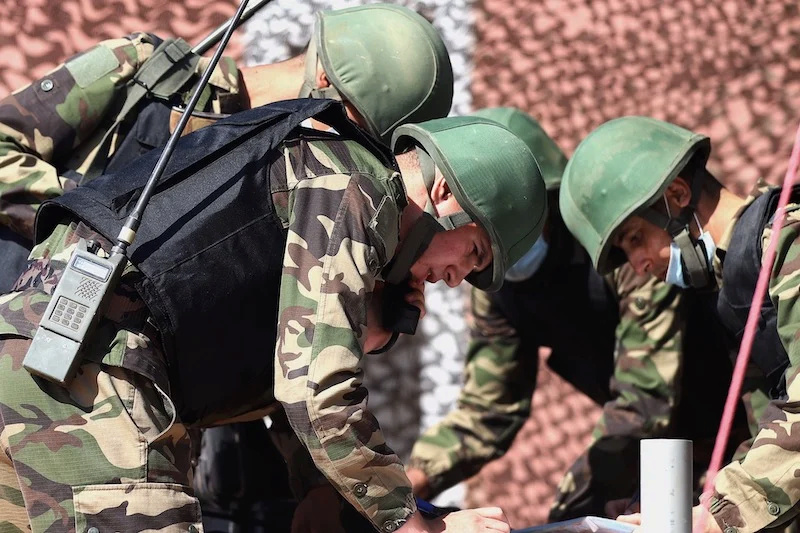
698,122,800,532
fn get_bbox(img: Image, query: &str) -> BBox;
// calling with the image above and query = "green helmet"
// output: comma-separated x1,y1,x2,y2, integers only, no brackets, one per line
392,116,548,292
559,116,711,274
471,107,567,190
299,4,454,144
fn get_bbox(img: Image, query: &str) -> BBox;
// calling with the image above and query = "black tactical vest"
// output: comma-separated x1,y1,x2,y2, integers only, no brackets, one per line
36,99,393,424
497,193,618,405
103,100,174,175
716,186,797,400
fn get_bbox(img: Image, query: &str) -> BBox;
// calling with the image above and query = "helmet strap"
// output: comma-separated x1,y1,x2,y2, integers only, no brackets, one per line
640,169,711,288
383,211,442,284
298,30,342,101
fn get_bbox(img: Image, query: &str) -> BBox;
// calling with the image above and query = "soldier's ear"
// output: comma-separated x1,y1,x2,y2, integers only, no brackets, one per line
317,68,331,89
666,177,692,209
431,175,460,216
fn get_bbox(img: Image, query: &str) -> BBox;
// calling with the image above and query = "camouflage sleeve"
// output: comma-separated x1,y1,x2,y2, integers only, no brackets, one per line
592,266,684,440
0,32,158,240
551,265,684,519
408,286,536,497
268,409,332,499
273,169,416,531
710,207,800,532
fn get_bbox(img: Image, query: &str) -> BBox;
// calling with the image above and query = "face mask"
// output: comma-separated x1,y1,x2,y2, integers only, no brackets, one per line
504,236,549,282
664,226,716,289
662,195,716,288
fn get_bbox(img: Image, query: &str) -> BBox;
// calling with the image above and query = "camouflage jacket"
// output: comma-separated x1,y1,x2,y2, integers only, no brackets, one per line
0,32,239,243
709,181,800,532
0,36,418,530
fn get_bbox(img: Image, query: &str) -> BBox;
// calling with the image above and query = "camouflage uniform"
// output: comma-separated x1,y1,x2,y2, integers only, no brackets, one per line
409,204,748,519
0,97,420,533
0,32,239,290
550,266,751,520
707,181,800,532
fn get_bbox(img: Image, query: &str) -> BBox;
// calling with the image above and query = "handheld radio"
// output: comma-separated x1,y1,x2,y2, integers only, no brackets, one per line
23,0,261,384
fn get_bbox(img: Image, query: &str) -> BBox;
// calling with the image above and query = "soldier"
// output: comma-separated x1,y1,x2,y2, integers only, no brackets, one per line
405,108,748,521
559,115,799,533
0,3,454,292
0,92,547,533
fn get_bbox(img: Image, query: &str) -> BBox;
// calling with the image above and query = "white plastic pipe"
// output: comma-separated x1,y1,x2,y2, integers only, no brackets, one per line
640,439,692,533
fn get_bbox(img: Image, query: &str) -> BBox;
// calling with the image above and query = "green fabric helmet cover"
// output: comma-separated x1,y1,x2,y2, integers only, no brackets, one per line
392,116,548,291
559,116,711,274
471,107,567,190
301,4,454,144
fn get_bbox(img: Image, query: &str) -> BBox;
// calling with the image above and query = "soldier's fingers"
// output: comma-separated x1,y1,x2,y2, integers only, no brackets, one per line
484,519,512,532
473,506,509,522
408,277,425,290
290,517,305,533
616,512,642,524
404,289,426,318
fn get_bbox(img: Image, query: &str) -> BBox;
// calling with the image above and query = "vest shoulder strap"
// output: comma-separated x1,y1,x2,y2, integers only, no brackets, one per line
81,39,201,184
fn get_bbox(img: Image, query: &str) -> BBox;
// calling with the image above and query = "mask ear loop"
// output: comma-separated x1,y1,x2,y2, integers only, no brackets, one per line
662,194,711,288
663,194,673,217
692,212,704,233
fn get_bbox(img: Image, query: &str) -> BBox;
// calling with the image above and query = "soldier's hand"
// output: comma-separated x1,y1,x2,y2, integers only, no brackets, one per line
617,506,722,533
406,466,432,499
291,484,345,533
605,497,639,517
405,278,427,320
691,504,723,533
398,507,511,532
441,508,510,532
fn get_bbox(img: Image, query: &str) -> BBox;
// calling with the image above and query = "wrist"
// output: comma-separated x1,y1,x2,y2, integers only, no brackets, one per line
406,467,432,500
397,511,433,533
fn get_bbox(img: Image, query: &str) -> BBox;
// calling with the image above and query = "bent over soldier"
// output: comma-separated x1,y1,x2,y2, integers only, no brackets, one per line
405,108,748,521
0,99,546,533
560,116,798,533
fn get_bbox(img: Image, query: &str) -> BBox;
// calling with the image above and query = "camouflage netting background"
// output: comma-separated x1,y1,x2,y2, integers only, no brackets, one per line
473,0,800,195
3,0,800,528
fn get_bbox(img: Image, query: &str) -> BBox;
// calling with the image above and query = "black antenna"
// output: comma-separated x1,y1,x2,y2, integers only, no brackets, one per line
192,0,273,55
111,0,253,258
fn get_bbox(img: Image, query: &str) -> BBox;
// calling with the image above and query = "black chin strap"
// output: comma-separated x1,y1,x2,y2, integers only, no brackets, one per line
298,30,342,101
639,169,713,289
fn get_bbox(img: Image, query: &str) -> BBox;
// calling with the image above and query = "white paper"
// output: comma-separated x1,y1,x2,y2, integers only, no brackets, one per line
512,516,637,533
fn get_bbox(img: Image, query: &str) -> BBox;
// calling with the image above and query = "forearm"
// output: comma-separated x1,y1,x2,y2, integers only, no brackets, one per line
411,289,535,497
709,396,800,532
410,394,530,496
268,409,330,499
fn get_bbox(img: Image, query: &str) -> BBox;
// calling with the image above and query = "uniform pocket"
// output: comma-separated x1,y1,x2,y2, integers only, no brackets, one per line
73,482,202,532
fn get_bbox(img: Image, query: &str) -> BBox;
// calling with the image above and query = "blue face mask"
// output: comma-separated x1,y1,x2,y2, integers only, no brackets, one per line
505,236,549,282
665,230,716,288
